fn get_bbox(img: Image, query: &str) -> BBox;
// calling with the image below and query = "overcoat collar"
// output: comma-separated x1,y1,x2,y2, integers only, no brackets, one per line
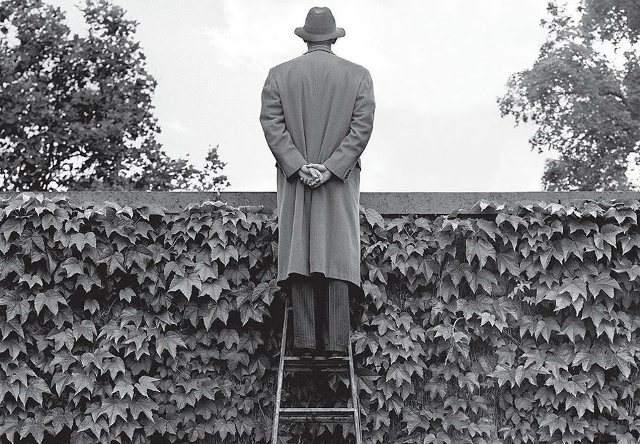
304,47,334,55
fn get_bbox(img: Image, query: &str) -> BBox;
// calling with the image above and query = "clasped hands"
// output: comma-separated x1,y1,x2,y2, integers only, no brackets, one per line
298,164,333,188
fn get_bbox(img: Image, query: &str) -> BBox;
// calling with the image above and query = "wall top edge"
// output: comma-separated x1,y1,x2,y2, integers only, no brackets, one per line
1,191,639,215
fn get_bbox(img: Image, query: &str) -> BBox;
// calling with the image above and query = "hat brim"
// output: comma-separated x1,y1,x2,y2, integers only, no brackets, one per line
294,27,345,42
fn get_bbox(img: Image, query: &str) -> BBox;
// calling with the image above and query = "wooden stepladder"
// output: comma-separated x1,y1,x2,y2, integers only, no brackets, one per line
272,301,363,444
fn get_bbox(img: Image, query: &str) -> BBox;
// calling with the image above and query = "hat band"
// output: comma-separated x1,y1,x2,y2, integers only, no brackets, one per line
303,25,337,34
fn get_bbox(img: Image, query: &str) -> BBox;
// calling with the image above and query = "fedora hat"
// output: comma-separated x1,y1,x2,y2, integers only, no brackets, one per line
294,7,345,42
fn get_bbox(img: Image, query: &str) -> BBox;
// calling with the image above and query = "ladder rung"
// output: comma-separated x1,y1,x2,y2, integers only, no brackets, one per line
284,356,349,362
283,355,349,372
279,407,356,423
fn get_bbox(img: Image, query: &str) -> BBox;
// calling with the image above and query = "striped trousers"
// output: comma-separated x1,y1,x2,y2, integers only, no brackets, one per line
290,276,350,353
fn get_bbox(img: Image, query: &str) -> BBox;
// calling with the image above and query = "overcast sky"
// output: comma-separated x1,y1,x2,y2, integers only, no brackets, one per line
49,0,551,192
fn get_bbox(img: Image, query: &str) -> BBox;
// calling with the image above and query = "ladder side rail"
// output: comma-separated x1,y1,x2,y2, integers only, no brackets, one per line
271,300,290,444
348,336,363,444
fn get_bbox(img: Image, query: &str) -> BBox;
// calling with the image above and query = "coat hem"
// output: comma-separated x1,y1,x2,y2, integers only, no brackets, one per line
278,270,361,289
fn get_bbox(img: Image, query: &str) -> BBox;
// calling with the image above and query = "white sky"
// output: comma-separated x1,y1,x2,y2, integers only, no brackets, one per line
48,0,551,192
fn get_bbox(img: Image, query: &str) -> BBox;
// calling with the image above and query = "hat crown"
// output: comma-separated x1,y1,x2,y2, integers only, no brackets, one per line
303,7,337,34
294,6,345,42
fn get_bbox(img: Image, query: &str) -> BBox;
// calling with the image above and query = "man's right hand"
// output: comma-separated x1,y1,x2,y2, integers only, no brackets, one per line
298,165,320,186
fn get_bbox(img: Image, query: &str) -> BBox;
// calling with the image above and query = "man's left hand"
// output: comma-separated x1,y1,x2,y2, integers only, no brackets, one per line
305,164,332,188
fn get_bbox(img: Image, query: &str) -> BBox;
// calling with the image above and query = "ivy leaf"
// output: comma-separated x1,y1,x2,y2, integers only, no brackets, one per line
47,328,74,352
534,317,561,342
201,276,230,301
239,302,269,325
20,377,51,405
0,316,24,339
218,328,240,349
19,417,46,443
594,224,623,249
34,290,67,316
568,219,598,235
596,320,616,342
619,233,640,254
112,379,135,399
495,249,520,275
606,348,634,378
70,232,97,251
465,236,496,268
134,375,160,397
155,331,186,358
363,281,387,309
1,293,30,323
252,280,279,305
235,415,255,437
45,407,75,435
60,257,84,277
103,357,126,380
19,273,43,289
238,331,263,354
130,397,158,421
386,362,412,387
581,302,609,329
365,208,385,228
148,243,171,264
558,237,584,261
214,418,237,441
194,261,218,281
618,433,638,444
224,263,250,285
544,290,572,312
0,218,25,240
50,351,77,372
84,299,100,314
468,269,497,293
539,412,567,436
203,299,230,328
168,273,202,300
211,244,238,266
558,278,587,302
220,348,249,371
593,389,618,414
587,274,620,298
404,410,429,434
72,320,97,341
572,345,606,372
98,397,129,426
565,393,595,417
119,288,135,303
560,317,586,343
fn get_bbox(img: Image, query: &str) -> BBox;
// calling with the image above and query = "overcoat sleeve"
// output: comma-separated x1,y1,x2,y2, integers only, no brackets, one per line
323,70,375,181
260,70,307,179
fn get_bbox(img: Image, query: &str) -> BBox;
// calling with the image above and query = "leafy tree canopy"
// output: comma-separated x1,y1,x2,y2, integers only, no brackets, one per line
0,0,229,192
499,0,640,191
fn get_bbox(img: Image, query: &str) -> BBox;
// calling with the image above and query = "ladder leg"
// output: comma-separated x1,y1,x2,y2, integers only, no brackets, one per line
272,299,290,444
348,334,363,444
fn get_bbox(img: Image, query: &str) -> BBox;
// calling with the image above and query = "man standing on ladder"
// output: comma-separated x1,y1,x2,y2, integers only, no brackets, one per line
260,6,375,358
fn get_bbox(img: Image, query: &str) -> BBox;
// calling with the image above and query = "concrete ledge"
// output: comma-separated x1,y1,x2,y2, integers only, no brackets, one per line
1,191,640,215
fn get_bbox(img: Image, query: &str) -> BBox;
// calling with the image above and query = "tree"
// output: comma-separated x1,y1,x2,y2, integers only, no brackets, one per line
0,0,228,192
498,1,640,191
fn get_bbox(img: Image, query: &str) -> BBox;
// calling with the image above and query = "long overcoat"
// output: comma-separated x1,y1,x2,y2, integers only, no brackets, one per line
260,48,375,287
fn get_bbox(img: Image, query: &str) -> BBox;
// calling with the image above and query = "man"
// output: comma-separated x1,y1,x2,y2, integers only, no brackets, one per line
260,7,375,357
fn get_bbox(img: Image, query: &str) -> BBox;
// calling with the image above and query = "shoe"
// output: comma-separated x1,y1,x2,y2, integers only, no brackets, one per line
296,348,315,358
325,350,347,358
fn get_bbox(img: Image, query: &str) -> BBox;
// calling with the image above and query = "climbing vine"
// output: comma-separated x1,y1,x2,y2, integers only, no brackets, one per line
0,194,639,444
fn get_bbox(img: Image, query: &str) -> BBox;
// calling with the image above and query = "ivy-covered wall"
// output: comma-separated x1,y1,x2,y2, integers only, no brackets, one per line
0,193,639,444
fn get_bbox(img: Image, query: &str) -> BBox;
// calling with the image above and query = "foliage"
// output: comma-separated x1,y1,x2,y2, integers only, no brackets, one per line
0,0,228,192
498,1,640,191
2,193,640,443
581,0,640,43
